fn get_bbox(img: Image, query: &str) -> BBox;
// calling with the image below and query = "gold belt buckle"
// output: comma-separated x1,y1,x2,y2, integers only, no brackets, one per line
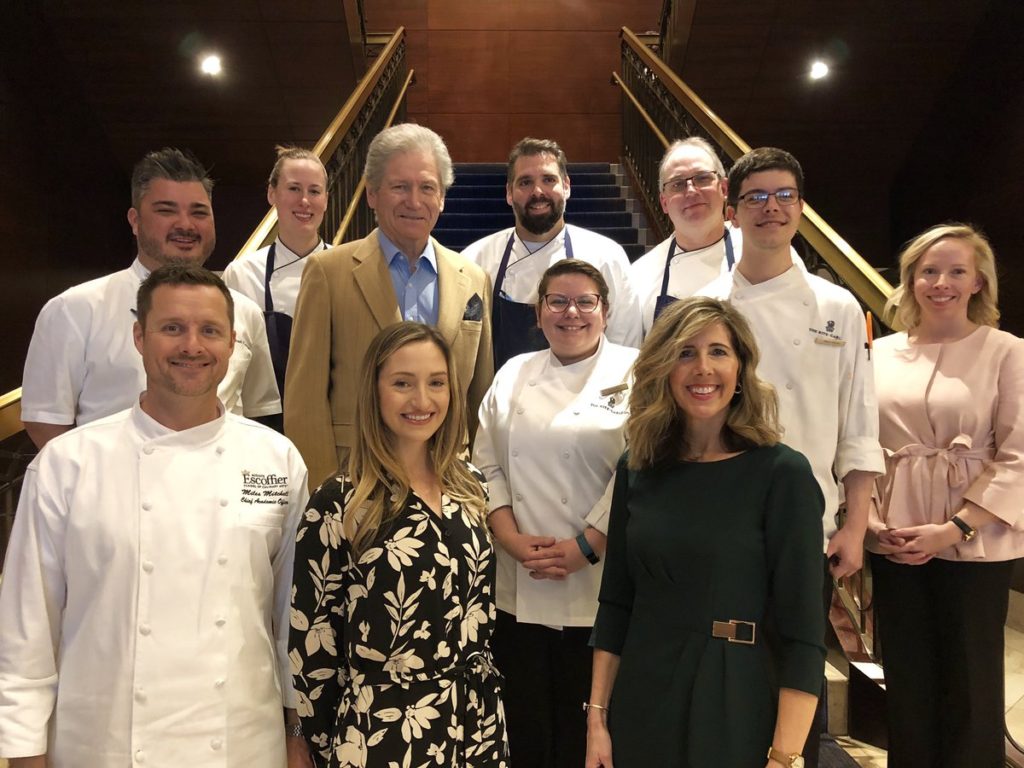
711,619,756,645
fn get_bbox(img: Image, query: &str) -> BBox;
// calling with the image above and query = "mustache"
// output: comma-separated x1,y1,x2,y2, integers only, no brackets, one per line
167,228,201,240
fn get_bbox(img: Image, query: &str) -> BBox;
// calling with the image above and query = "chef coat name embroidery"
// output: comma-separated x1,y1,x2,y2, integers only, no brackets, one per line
240,471,290,506
808,323,845,346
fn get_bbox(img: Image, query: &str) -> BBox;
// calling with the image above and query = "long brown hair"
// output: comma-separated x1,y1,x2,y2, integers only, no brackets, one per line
627,297,780,470
344,322,486,554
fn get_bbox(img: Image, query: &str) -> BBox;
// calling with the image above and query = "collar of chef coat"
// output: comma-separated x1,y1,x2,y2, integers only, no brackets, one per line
542,334,606,384
730,261,811,297
131,398,227,447
272,236,324,271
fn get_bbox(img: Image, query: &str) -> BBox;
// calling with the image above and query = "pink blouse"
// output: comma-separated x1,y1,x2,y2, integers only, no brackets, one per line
872,325,1024,561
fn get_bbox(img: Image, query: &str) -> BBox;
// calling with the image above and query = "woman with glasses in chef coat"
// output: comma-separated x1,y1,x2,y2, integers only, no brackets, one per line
472,258,639,768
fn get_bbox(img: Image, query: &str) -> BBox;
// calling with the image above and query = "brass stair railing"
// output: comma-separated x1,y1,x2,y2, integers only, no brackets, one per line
0,27,413,568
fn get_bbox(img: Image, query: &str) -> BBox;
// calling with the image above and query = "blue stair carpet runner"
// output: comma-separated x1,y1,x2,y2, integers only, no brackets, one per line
435,163,645,261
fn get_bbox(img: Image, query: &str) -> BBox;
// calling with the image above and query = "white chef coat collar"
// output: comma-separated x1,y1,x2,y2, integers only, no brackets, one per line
273,236,324,269
669,227,728,264
131,398,227,447
732,262,808,294
544,334,606,379
513,223,568,259
130,257,150,282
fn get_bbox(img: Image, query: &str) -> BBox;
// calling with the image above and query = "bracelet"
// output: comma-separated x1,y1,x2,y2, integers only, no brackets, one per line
285,722,303,737
576,533,600,565
582,702,609,713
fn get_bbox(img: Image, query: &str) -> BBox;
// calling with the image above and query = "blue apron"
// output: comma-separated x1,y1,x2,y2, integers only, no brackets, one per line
263,241,325,395
652,231,735,322
491,229,575,371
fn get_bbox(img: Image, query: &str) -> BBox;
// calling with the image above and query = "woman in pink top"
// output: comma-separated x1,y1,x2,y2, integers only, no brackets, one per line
869,223,1024,768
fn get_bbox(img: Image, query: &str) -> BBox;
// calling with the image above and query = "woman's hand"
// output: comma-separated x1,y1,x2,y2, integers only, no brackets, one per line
585,716,614,767
885,521,962,564
523,537,589,580
487,505,556,564
866,523,906,555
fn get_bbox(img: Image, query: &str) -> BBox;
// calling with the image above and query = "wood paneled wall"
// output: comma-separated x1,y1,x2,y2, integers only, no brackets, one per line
365,1,663,163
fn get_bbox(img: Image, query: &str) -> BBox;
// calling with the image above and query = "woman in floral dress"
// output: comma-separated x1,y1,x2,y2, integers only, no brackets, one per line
290,321,509,768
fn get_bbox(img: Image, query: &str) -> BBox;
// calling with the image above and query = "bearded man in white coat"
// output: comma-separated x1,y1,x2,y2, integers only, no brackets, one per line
0,266,313,768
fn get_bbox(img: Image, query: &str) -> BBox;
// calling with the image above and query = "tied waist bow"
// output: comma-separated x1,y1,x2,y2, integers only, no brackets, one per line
880,434,992,529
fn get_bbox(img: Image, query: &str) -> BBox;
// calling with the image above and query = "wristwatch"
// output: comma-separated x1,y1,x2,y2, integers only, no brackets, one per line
286,722,303,738
767,746,805,767
950,515,977,542
575,533,600,565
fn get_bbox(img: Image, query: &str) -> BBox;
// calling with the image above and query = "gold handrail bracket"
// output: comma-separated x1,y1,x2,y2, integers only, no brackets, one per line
0,388,23,444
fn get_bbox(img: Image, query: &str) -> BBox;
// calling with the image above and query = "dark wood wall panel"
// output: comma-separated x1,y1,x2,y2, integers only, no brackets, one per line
366,0,662,163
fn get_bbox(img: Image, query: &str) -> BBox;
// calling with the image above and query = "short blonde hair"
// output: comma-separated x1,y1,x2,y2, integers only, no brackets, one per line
886,223,1000,330
345,322,486,554
627,297,780,470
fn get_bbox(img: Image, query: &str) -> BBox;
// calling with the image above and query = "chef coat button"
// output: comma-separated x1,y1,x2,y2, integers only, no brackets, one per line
734,292,743,300
561,497,568,504
134,749,146,763
511,450,518,457
573,410,580,416
143,446,154,455
142,561,154,573
217,554,228,565
562,451,570,459
214,678,226,688
138,624,151,636
529,380,536,386
141,502,152,511
135,688,146,703
211,738,223,750
215,616,226,627
792,338,801,346
216,446,225,455
514,493,523,501
786,382,794,390
515,407,524,415
220,498,229,507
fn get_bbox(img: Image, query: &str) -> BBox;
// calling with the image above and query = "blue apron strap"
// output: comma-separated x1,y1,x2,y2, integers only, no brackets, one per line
493,232,516,298
724,230,735,271
659,239,677,299
264,242,277,313
563,226,574,259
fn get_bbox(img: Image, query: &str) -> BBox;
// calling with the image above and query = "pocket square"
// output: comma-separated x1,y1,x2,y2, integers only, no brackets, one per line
463,293,484,321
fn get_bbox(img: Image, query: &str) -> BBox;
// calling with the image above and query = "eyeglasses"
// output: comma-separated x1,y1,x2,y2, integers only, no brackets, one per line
735,188,801,208
542,293,602,314
661,171,720,194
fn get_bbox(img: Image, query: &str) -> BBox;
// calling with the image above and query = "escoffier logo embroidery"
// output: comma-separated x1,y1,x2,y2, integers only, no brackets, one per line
241,471,289,506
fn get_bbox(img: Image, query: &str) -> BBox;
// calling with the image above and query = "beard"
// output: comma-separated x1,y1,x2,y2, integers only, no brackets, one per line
513,195,565,237
136,226,215,268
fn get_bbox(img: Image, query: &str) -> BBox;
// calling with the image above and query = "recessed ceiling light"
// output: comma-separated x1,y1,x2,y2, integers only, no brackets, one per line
200,54,222,76
809,60,829,80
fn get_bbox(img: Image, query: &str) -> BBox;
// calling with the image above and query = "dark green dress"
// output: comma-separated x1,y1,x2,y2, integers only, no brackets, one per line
592,444,825,767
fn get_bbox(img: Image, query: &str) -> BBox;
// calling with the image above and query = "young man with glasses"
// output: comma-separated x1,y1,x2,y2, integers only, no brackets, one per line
699,147,884,768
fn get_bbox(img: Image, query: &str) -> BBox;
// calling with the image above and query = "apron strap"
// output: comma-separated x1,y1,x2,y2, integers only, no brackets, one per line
263,242,277,313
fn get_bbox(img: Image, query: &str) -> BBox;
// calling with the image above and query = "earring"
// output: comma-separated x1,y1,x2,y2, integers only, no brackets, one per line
734,382,743,395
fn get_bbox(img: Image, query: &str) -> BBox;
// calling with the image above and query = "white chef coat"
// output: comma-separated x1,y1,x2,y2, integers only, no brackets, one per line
472,337,637,626
700,266,885,545
461,224,643,349
223,237,324,316
0,402,308,766
21,259,281,426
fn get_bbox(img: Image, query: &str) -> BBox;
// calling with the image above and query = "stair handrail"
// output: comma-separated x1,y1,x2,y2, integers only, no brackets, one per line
617,27,895,324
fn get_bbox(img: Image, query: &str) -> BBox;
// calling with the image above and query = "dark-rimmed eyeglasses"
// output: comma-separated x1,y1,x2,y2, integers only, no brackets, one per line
542,293,602,314
736,188,801,208
661,171,720,194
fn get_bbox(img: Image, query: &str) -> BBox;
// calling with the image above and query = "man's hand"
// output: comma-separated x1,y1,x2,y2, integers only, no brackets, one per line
523,537,590,580
827,524,866,579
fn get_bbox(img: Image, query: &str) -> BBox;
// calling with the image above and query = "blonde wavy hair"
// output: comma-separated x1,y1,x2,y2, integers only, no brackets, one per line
344,322,487,554
885,222,1000,330
627,297,780,470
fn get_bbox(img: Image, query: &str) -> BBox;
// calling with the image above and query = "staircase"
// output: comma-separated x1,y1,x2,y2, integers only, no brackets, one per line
434,162,648,260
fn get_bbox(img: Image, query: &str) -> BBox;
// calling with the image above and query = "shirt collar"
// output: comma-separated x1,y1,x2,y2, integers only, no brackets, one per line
377,230,437,273
131,398,227,447
130,257,151,282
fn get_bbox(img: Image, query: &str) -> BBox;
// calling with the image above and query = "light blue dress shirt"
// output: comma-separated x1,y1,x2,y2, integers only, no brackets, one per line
378,231,440,325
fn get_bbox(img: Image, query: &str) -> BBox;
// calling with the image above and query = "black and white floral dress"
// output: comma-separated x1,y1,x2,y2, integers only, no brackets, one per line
290,466,510,768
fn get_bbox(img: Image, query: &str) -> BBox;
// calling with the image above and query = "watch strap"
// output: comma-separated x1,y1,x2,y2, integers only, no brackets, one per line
575,533,600,565
767,746,804,767
950,515,976,542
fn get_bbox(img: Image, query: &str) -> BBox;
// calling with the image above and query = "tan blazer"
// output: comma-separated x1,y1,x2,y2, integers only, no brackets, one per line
284,230,494,489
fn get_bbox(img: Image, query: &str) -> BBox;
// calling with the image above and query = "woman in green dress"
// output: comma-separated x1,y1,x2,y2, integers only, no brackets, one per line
585,297,825,768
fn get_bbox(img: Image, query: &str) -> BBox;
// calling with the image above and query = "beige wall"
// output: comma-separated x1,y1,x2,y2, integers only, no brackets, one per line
366,0,663,163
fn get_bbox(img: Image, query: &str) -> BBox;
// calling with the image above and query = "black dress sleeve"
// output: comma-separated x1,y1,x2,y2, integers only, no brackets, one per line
591,454,634,654
764,446,827,695
289,476,351,766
